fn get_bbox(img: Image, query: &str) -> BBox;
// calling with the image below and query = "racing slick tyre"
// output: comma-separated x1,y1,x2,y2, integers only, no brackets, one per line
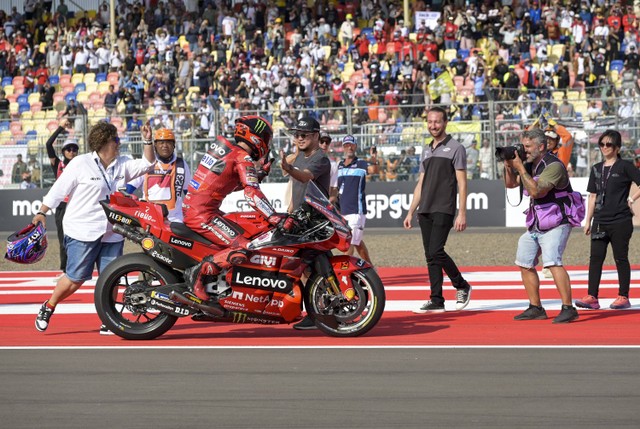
305,268,385,337
95,253,179,340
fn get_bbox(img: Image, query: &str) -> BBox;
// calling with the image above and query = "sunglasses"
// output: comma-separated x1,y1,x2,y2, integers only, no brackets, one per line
64,146,78,152
598,142,615,148
294,133,312,139
319,140,330,145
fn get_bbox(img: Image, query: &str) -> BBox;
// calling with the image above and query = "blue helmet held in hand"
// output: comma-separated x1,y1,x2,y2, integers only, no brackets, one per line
5,222,48,264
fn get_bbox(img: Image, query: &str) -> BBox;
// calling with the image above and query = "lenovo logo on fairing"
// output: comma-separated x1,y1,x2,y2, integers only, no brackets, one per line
169,236,194,249
234,273,288,289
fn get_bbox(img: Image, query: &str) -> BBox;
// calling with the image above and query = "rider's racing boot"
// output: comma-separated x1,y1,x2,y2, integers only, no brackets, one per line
185,256,220,301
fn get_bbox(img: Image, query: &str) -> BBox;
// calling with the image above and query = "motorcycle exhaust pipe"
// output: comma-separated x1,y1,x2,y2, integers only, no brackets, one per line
170,290,226,317
113,224,145,244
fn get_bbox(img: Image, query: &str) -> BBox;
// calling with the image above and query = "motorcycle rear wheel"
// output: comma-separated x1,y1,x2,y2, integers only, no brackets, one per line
94,253,179,340
305,268,385,337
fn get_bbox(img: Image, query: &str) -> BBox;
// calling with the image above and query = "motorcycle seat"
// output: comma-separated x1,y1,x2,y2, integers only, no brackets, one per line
170,222,215,246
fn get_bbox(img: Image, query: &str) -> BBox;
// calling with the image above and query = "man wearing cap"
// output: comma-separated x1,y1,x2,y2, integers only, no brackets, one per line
126,128,191,223
544,116,574,168
336,135,375,264
280,115,332,212
45,119,78,273
280,115,331,330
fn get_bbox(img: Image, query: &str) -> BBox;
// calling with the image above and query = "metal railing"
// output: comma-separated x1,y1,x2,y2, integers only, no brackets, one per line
3,95,640,189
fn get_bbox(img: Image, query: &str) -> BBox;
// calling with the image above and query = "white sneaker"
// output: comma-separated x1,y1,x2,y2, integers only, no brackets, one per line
541,268,553,279
99,325,114,336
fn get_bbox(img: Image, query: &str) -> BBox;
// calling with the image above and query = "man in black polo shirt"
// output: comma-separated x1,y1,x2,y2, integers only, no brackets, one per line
403,106,472,313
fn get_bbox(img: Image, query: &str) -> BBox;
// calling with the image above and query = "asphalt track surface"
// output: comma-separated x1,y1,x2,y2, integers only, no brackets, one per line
2,267,640,427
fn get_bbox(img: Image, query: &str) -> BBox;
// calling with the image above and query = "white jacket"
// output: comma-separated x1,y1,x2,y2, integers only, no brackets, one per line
43,152,153,242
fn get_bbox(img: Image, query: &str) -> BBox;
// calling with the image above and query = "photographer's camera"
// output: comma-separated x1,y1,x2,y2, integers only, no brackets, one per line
495,144,526,161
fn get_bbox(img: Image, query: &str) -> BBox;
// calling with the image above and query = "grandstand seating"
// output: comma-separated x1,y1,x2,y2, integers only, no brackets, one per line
71,74,84,85
48,75,59,85
610,60,624,72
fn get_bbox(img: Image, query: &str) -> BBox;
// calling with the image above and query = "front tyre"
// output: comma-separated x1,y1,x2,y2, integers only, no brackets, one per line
95,253,179,340
305,268,385,337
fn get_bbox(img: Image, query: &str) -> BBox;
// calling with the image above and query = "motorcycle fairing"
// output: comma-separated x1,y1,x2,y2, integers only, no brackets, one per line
330,255,373,292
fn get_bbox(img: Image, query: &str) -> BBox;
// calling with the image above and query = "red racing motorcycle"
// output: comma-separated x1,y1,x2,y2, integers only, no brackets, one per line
94,182,385,339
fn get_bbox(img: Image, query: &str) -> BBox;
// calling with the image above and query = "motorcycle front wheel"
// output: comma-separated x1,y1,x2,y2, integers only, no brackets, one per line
305,268,386,337
94,253,179,340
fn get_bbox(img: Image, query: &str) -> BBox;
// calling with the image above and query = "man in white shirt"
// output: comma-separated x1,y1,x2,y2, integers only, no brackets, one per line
34,121,155,333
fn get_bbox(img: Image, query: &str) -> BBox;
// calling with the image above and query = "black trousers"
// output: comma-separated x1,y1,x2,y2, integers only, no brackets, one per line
588,219,634,298
418,212,467,305
55,202,68,272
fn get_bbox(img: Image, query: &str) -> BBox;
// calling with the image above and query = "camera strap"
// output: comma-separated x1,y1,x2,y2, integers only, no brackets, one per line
504,166,525,207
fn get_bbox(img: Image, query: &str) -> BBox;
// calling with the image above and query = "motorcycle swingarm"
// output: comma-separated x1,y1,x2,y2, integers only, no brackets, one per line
145,284,194,317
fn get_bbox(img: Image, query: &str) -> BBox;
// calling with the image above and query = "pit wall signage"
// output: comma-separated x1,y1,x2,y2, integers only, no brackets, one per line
4,180,639,231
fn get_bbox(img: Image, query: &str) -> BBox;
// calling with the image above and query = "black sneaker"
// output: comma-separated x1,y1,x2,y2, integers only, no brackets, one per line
35,301,54,332
413,300,446,314
455,284,472,310
293,315,317,330
514,305,548,320
553,305,579,324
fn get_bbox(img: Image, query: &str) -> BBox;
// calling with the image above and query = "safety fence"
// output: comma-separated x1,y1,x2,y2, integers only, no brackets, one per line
2,97,640,189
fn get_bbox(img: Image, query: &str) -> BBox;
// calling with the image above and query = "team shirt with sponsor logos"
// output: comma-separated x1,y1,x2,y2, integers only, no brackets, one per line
42,152,154,242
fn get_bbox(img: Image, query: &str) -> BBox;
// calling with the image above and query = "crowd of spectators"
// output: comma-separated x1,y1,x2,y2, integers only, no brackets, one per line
2,0,640,184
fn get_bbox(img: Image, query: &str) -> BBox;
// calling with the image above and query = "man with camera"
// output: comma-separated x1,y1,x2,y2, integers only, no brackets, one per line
503,128,579,324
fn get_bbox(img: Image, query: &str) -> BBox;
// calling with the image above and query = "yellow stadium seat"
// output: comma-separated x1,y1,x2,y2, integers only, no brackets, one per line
71,73,84,85
83,73,96,84
9,102,18,115
45,109,58,119
76,91,89,103
27,139,40,155
86,10,97,20
443,49,457,63
566,90,579,100
28,93,41,104
0,130,12,144
551,44,566,59
33,111,46,120
85,82,99,93
97,81,111,94
21,111,33,120
3,84,14,95
551,91,564,101
409,33,417,43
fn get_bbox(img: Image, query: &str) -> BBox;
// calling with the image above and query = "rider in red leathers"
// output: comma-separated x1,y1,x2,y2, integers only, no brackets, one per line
183,115,287,301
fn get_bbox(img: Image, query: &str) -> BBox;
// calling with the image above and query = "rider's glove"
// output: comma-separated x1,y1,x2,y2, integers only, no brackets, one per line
257,158,274,183
278,215,299,233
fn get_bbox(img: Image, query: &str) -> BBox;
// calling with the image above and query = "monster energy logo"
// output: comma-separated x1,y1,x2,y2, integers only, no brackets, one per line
231,312,248,323
254,119,267,134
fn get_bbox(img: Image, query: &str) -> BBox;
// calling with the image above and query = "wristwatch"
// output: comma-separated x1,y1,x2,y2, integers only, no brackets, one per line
628,197,635,204
143,140,153,146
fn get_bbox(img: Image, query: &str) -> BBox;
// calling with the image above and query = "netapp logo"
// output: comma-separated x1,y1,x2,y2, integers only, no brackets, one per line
231,267,292,292
169,236,194,249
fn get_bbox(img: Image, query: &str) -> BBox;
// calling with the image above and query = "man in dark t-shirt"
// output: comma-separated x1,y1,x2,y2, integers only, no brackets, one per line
279,115,331,331
280,115,331,211
403,106,472,313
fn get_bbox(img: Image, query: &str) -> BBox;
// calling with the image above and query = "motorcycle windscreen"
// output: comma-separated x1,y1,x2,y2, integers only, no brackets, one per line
303,181,352,242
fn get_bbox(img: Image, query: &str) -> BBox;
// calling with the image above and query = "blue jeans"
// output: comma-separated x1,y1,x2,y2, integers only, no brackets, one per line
515,224,572,269
64,236,124,283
